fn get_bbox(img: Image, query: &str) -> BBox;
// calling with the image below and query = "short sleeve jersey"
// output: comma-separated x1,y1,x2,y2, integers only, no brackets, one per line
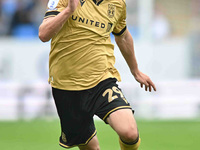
45,0,127,90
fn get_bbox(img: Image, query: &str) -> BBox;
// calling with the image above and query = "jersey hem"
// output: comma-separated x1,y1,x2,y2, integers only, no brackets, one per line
49,71,121,91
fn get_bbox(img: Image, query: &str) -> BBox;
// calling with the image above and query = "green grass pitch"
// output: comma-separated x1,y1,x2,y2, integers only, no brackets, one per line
0,119,200,150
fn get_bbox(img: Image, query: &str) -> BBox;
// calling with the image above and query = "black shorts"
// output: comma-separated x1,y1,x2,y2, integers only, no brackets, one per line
52,78,132,148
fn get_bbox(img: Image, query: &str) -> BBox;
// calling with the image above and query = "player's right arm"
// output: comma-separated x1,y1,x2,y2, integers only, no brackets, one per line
39,0,79,42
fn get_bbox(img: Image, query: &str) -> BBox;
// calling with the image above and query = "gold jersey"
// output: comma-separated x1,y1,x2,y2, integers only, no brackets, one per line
45,0,127,90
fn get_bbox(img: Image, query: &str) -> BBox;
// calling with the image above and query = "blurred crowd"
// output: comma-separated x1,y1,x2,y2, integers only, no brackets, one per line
0,0,200,39
0,0,171,40
0,0,48,37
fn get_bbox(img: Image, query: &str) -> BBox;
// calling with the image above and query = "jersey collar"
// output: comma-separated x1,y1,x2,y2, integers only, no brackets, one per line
92,0,104,6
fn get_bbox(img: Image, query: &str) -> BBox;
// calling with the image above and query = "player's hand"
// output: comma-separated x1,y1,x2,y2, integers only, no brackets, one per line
67,0,79,12
133,70,156,92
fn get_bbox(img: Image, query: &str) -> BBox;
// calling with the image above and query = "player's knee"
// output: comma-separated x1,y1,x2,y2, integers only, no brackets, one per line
123,131,138,143
120,126,139,143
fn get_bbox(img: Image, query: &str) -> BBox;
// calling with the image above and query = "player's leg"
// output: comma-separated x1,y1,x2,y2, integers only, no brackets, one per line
93,78,141,149
78,135,100,150
106,109,141,150
52,87,99,149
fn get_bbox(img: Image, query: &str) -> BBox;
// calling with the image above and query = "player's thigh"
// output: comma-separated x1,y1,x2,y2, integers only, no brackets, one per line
78,135,100,150
106,109,138,140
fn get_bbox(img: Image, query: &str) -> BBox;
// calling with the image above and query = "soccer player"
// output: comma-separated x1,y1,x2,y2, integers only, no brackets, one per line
39,0,156,150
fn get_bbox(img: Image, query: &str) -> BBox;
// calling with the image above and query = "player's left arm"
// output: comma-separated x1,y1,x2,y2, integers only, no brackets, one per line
114,29,156,92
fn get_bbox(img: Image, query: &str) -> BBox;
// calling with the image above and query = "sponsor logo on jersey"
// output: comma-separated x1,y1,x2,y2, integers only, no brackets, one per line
72,15,106,29
71,15,113,32
108,4,115,18
47,0,59,10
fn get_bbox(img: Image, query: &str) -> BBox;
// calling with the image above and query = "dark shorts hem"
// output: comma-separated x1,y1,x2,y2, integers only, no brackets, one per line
59,130,97,149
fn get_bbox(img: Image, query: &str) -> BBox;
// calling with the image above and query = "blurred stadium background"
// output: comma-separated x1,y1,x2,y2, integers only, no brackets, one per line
0,0,200,150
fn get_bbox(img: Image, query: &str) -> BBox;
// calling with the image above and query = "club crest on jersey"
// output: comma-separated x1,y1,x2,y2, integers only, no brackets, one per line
48,0,59,10
108,4,115,18
80,0,86,6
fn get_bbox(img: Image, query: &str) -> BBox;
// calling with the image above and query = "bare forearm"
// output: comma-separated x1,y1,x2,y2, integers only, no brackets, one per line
39,8,73,42
115,30,139,75
115,30,156,92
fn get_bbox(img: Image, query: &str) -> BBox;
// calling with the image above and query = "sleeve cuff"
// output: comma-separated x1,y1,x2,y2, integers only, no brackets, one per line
44,11,60,19
112,26,127,36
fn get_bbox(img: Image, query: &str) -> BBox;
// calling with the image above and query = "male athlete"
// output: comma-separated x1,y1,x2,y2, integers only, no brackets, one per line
39,0,156,150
